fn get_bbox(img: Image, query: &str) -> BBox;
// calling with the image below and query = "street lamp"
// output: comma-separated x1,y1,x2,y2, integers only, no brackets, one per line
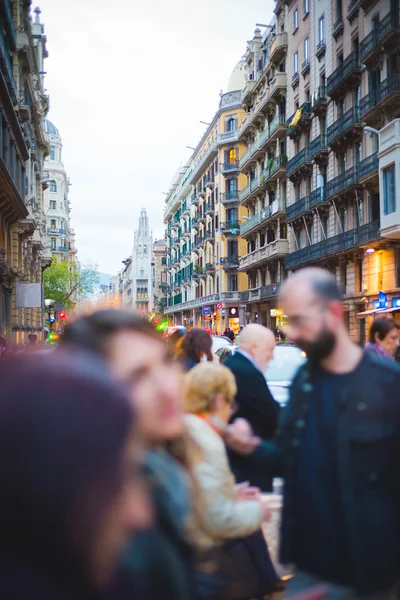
363,125,380,136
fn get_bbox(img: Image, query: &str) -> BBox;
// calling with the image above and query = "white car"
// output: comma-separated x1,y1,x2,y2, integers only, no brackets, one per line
211,335,233,356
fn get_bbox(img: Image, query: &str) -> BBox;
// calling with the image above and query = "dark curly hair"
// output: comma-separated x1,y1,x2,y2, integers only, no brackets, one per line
181,329,213,364
369,317,399,343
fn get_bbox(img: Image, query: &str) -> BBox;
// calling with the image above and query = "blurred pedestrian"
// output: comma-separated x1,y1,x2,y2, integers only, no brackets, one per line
61,310,197,600
226,268,400,599
365,317,399,361
184,362,278,599
28,329,38,345
224,324,280,492
180,328,213,370
0,352,151,600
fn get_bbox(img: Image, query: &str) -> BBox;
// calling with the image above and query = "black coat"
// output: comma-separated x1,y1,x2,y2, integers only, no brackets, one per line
224,351,280,491
251,353,400,595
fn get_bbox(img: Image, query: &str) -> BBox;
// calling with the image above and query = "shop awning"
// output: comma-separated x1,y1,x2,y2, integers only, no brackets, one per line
357,307,400,318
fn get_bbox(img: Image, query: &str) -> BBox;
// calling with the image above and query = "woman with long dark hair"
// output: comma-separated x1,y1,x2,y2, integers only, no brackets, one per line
365,317,400,361
0,352,151,599
180,329,214,370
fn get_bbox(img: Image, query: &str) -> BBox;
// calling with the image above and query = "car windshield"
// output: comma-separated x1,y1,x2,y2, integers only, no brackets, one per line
265,345,306,382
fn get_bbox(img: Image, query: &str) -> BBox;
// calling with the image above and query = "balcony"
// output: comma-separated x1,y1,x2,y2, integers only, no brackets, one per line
239,183,251,203
327,107,362,148
301,59,310,77
221,190,239,204
205,263,215,274
311,86,328,116
239,142,257,171
326,165,360,199
358,153,378,184
309,186,326,209
347,0,359,23
269,32,288,65
333,18,344,40
199,213,206,224
194,237,204,251
291,73,300,90
217,129,240,145
54,246,69,254
205,229,215,242
286,148,312,180
269,72,287,102
192,217,199,229
286,196,310,221
360,12,400,67
360,75,400,124
0,29,18,102
205,202,215,216
326,51,362,99
357,220,380,245
191,193,199,206
268,113,286,142
221,159,240,174
316,40,326,60
239,240,289,271
261,283,281,299
286,230,358,269
241,213,261,235
221,255,239,271
47,228,67,235
358,0,377,11
242,78,257,104
309,134,328,164
265,155,287,183
287,102,312,138
241,200,285,236
204,176,214,188
221,220,240,234
189,139,218,185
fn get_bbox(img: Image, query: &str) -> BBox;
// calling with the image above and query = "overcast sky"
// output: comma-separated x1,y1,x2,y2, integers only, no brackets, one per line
37,0,274,275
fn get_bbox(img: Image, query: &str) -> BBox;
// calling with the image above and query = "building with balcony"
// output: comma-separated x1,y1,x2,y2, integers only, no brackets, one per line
237,23,289,327
43,120,76,268
284,0,400,341
152,238,168,313
1,3,52,343
163,59,249,333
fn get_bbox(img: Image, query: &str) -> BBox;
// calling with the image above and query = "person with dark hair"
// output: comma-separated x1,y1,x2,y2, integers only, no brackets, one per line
224,267,400,600
180,328,213,369
61,310,197,600
0,333,7,355
365,317,399,361
0,352,151,599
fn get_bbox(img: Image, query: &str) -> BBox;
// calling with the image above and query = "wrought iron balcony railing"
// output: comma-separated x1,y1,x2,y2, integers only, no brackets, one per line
309,186,326,209
286,196,310,221
309,134,328,159
286,102,312,136
221,190,240,203
326,166,359,198
327,106,361,146
327,51,361,96
286,148,311,178
358,153,378,180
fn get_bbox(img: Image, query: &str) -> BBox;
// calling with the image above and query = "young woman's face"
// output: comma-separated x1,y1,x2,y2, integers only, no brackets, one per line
378,328,400,356
86,433,153,589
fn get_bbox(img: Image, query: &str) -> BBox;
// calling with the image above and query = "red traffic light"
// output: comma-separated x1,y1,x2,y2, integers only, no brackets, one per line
59,311,66,320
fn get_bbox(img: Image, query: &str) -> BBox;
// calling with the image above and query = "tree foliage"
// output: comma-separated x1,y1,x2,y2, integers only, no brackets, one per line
44,260,100,308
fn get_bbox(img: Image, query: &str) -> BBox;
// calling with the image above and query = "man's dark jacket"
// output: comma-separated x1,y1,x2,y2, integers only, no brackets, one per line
252,352,400,594
224,351,280,491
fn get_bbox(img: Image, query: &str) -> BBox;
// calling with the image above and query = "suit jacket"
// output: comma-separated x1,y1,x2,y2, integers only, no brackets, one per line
224,351,280,491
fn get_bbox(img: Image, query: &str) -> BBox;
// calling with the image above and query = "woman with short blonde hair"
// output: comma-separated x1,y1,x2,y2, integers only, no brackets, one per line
185,362,237,416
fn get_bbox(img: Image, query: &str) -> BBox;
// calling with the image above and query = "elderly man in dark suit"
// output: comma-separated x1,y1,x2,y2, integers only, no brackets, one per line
224,324,280,491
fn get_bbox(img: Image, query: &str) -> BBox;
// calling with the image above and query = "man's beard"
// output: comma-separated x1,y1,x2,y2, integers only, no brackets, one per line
297,328,337,365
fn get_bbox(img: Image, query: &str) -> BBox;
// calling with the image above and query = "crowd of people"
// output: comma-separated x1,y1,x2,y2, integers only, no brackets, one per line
0,267,400,600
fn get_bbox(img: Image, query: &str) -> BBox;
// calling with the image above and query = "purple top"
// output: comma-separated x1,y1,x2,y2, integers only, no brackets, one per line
364,342,395,361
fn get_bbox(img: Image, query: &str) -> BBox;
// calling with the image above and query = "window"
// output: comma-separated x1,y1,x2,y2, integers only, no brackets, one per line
340,206,347,231
294,51,299,73
383,164,396,215
50,145,55,160
304,0,309,15
304,37,309,61
228,148,237,165
50,181,57,193
50,200,56,210
293,9,299,30
50,219,56,229
319,16,325,42
226,117,236,132
51,238,56,250
229,275,238,292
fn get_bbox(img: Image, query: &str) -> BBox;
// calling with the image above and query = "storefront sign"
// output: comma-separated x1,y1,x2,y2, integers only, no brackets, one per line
202,306,211,316
375,291,388,309
392,298,400,308
229,307,238,317
270,309,283,317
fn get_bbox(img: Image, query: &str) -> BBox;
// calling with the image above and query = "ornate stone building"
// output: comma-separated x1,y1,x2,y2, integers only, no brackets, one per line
0,3,51,343
132,208,153,314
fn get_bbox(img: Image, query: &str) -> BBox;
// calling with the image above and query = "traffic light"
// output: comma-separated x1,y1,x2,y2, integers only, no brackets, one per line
59,311,66,320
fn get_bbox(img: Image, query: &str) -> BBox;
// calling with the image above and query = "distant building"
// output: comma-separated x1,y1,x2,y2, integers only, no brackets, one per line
132,209,153,314
152,239,167,312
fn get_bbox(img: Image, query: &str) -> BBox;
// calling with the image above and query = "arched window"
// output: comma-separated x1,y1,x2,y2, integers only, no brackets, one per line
140,269,144,277
227,118,235,132
50,181,57,193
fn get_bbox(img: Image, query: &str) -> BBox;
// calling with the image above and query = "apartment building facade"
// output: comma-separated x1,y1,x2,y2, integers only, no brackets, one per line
282,0,400,340
152,238,167,313
164,61,249,334
237,25,290,328
1,3,52,342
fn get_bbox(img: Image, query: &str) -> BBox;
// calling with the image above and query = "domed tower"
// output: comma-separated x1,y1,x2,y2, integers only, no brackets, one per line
43,120,74,264
132,208,153,314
